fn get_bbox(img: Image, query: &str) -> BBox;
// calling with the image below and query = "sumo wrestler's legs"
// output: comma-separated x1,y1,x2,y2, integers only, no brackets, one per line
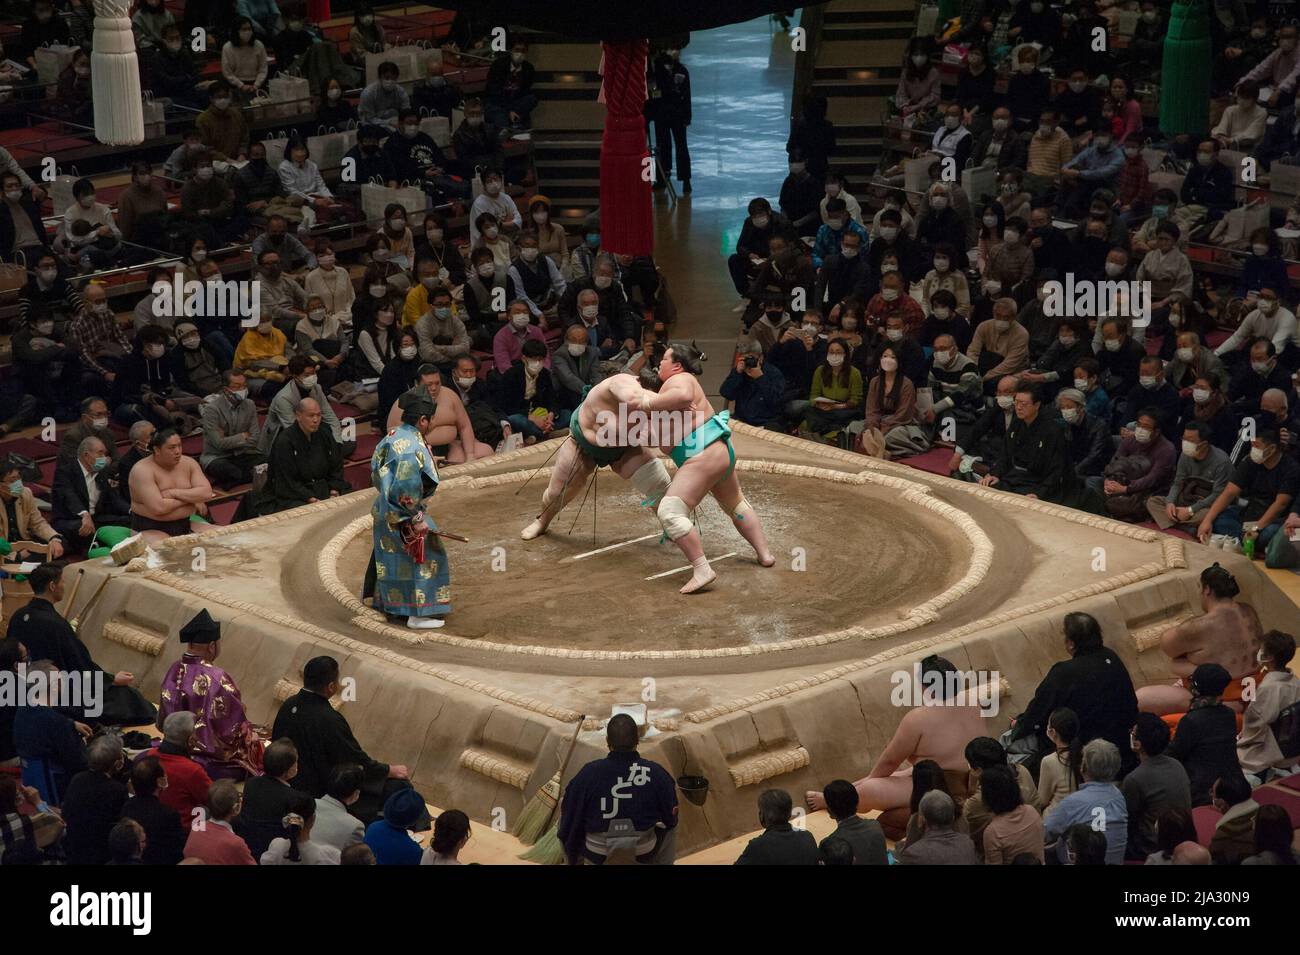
709,470,775,567
521,438,594,540
443,436,494,464
656,443,729,594
806,770,913,815
1136,683,1193,716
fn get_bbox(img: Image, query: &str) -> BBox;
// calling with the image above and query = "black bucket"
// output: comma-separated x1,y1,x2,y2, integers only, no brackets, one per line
677,774,709,806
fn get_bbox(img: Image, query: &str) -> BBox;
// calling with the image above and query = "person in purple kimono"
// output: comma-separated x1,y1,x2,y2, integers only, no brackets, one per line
157,609,265,780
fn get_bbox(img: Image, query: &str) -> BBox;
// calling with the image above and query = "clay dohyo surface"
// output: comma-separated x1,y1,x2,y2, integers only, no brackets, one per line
71,425,1300,854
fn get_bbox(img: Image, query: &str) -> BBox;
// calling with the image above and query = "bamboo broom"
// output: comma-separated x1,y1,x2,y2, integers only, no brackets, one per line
60,567,86,619
69,575,112,633
512,715,584,847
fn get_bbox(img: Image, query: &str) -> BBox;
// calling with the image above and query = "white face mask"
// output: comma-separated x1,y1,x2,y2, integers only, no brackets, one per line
996,395,1014,409
1134,426,1152,443
91,416,109,430
933,307,951,320
994,319,1011,332
1249,446,1268,464
1002,230,1019,244
567,342,586,357
35,320,55,335
1104,338,1121,352
1252,360,1274,374
328,88,341,101
931,195,949,210
521,248,540,263
879,356,898,372
1182,439,1201,456
309,309,326,324
881,263,898,274
1140,375,1159,389
1074,378,1089,391
369,284,387,298
1059,334,1076,347
826,354,844,367
299,375,318,390
841,246,859,258
483,227,500,240
752,215,770,229
885,327,903,340
593,275,613,290
912,54,928,67
982,214,998,228
1060,407,1080,424
456,376,476,389
1176,347,1194,362
879,226,898,241
532,211,548,225
934,349,952,365
400,345,417,360
525,360,543,375
1104,261,1124,278
881,289,899,302
992,118,1009,132
580,305,599,320
477,264,494,278
1252,243,1270,256
1192,388,1211,404
511,313,530,329
182,335,201,350
3,189,20,202
984,280,1002,295
258,321,274,334
39,268,58,283
196,167,214,181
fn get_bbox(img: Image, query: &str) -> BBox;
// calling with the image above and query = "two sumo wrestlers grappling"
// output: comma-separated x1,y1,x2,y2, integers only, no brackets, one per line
520,343,776,594
366,343,776,630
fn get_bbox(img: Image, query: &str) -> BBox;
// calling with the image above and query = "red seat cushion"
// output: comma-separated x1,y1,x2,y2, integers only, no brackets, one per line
898,447,953,476
207,499,241,526
0,437,59,461
1191,804,1221,845
350,432,380,461
1253,785,1300,828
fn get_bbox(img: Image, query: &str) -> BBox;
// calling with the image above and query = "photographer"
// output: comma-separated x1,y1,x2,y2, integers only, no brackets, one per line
720,339,786,428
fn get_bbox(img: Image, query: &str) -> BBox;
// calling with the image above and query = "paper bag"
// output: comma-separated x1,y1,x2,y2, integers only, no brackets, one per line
366,46,421,84
267,74,312,120
34,44,76,86
961,162,997,203
307,127,357,172
361,181,428,227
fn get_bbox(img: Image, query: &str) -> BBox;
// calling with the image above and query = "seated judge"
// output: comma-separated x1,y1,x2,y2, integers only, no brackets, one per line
0,456,64,559
260,397,350,514
50,436,132,553
157,609,265,781
5,563,155,726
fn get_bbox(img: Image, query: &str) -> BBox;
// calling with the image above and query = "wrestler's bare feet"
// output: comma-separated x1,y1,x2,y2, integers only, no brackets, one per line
755,550,776,567
407,616,445,630
521,517,548,540
680,557,716,594
805,790,826,812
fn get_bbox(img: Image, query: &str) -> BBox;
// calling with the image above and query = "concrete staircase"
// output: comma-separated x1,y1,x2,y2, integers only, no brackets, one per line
521,36,605,229
810,0,920,186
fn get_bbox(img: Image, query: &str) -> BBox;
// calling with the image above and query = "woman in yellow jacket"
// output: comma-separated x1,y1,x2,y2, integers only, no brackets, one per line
802,338,863,441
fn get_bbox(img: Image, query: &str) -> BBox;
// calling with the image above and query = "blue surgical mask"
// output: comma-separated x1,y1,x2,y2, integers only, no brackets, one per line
92,456,109,471
6,479,21,495
585,233,600,249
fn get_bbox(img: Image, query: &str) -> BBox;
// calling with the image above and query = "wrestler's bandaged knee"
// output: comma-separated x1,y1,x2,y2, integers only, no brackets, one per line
657,496,694,540
731,497,754,522
631,459,671,505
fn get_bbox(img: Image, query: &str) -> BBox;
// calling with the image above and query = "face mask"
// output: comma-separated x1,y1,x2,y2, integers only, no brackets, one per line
1249,446,1268,464
467,116,484,127
994,319,1011,333
1061,407,1080,424
885,327,903,340
6,480,21,495
827,354,845,367
982,214,998,228
931,195,949,210
1073,378,1089,391
559,341,586,359
882,290,900,303
400,346,417,360
1002,230,1019,244
92,456,109,471
1252,360,1274,374
35,320,55,335
377,311,395,326
585,234,600,249
1104,261,1124,278
992,118,1009,132
1100,338,1121,353
594,275,613,290
476,264,494,278
484,227,500,240
78,196,96,209
196,167,214,181
1197,152,1213,166
1151,204,1169,219
1259,300,1279,315
525,360,543,375
984,281,1002,295
427,229,444,243
1059,334,1076,347
4,189,20,202
841,318,858,331
1134,427,1152,443
420,275,438,290
520,247,540,264
486,183,502,197
880,356,898,372
1038,124,1053,137
934,307,954,322
879,227,898,241
214,97,231,110
455,376,476,389
257,322,274,334
369,284,387,298
298,375,317,390
578,304,600,322
309,309,326,324
912,54,928,67
826,218,844,231
511,314,530,329
433,306,452,320
388,218,405,231
934,349,953,365
841,246,859,259
933,257,949,272
752,215,770,229
182,335,201,350
1068,80,1086,94
192,249,207,262
1139,375,1159,389
145,344,166,359
1181,439,1202,456
997,394,1014,409
1252,243,1270,257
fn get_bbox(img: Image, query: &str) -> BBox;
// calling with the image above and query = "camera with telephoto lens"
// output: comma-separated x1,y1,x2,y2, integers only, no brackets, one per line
743,355,759,369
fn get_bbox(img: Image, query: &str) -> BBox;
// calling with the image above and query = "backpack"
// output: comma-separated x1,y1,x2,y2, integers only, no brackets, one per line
1102,453,1153,521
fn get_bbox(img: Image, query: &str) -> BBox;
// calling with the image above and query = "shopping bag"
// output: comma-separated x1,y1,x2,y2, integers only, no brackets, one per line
917,4,940,35
904,155,933,195
941,43,969,67
419,110,450,147
34,44,76,86
961,161,997,203
142,92,166,139
267,73,312,120
261,131,293,168
1207,201,1269,249
307,126,357,172
361,180,428,226
1270,158,1300,197
49,165,80,214
366,46,421,84
0,250,27,294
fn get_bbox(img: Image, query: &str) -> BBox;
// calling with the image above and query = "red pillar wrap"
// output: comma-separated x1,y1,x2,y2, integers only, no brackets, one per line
599,40,654,257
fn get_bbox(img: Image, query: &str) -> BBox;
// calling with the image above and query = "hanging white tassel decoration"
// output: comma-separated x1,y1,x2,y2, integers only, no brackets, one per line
91,0,144,145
